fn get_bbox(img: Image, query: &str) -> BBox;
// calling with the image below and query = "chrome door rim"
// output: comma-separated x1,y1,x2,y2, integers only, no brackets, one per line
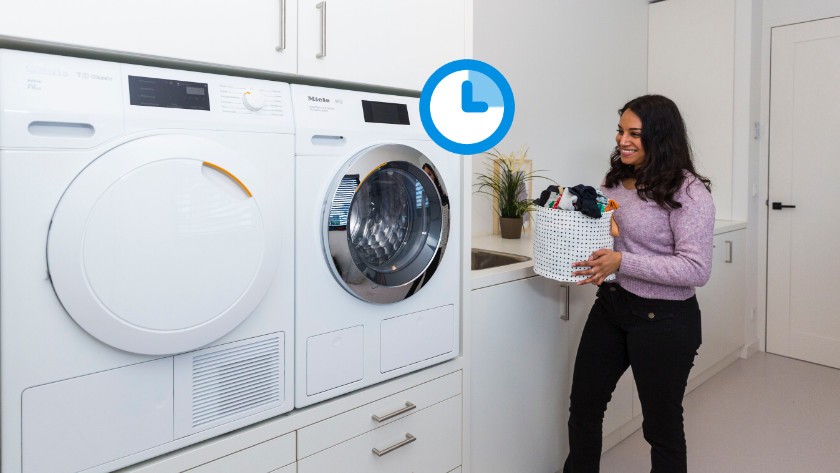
322,143,450,304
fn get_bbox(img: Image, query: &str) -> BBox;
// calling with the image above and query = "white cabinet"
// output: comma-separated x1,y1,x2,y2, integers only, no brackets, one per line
0,0,468,89
297,371,461,459
0,0,298,73
691,229,746,384
470,275,569,473
298,395,462,473
117,369,463,473
297,0,466,90
183,432,296,473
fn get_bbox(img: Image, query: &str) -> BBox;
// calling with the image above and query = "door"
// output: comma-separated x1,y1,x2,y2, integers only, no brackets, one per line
767,16,840,368
324,144,450,304
0,0,297,73
297,0,466,90
47,134,284,355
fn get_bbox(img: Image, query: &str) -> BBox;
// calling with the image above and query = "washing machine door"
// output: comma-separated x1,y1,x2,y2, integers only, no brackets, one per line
324,143,450,303
47,134,284,355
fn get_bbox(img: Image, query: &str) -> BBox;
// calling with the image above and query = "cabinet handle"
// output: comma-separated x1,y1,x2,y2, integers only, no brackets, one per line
371,401,416,423
372,433,416,457
275,0,287,51
561,285,569,321
316,1,327,58
725,240,733,263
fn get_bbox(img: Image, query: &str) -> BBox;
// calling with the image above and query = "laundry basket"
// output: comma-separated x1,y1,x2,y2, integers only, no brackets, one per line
533,206,615,283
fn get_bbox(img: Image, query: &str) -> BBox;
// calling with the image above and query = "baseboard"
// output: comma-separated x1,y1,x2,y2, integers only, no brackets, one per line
740,338,760,359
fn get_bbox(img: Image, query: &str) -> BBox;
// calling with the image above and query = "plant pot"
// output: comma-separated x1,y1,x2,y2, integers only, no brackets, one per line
499,217,523,239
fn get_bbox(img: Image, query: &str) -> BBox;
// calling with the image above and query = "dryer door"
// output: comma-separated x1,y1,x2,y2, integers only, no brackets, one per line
47,134,283,355
324,144,450,303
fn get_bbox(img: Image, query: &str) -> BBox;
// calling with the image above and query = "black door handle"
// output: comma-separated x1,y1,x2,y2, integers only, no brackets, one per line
772,202,796,210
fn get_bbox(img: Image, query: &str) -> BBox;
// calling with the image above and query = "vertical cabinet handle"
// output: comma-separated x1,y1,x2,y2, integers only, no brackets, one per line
275,0,287,51
316,1,327,58
372,402,416,422
561,285,569,321
725,240,733,263
372,433,416,457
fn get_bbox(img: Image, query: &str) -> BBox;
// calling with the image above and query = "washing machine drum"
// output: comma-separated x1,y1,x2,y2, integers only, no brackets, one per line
324,144,450,304
47,135,284,355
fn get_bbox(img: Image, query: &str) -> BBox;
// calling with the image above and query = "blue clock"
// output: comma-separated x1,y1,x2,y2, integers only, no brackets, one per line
420,59,515,155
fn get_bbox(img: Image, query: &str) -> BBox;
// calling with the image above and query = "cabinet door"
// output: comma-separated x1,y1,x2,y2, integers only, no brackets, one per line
184,432,295,473
692,229,746,380
470,276,569,473
298,395,462,473
297,0,466,90
0,0,297,73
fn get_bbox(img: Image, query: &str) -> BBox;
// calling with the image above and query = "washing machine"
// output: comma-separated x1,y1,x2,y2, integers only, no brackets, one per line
0,50,295,473
292,85,461,407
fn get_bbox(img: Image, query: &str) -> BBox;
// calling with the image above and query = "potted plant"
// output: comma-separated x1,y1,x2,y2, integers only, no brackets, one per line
475,146,549,239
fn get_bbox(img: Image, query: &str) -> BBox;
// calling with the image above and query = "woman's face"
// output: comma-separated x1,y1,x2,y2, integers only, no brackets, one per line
616,109,646,169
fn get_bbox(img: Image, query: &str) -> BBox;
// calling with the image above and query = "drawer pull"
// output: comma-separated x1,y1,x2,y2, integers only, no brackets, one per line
316,1,327,58
372,402,416,423
372,433,416,457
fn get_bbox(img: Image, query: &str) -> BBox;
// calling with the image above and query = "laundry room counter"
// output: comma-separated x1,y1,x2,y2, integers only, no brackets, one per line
470,219,747,290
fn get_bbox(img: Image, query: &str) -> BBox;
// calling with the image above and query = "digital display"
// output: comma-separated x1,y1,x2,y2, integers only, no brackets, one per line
362,100,409,125
128,76,210,110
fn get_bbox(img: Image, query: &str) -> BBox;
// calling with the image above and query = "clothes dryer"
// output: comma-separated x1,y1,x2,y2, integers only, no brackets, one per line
0,50,295,473
292,85,461,407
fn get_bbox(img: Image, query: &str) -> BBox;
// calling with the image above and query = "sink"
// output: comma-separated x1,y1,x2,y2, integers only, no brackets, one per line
471,248,531,270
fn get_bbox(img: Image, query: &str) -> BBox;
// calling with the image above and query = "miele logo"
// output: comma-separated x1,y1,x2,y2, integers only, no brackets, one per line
308,96,330,103
25,65,68,77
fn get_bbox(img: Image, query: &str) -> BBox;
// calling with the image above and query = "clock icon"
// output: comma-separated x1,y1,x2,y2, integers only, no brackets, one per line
419,59,515,155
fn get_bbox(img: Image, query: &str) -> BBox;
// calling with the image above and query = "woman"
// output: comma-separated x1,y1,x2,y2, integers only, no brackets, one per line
563,95,715,473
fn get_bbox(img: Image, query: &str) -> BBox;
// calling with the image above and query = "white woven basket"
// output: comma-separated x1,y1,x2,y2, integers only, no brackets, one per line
533,206,615,283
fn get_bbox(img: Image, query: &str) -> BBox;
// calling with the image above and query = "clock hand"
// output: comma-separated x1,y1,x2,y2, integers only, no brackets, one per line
461,80,489,113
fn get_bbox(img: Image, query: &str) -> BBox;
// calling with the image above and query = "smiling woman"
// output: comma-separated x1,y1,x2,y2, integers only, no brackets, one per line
563,94,715,473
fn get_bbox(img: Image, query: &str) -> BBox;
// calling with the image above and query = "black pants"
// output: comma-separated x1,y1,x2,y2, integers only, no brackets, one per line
563,282,702,473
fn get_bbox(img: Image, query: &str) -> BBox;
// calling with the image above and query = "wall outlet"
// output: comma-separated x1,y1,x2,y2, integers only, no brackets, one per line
750,307,756,321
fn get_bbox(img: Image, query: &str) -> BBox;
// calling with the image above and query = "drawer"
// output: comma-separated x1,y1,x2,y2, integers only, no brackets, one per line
298,370,461,458
271,464,296,473
185,431,295,473
298,395,462,473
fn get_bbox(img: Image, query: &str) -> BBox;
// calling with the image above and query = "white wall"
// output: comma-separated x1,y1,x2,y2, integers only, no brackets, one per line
471,0,649,236
648,0,738,221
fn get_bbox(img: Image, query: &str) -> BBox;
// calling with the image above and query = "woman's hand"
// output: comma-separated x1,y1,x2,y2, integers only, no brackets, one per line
572,249,622,285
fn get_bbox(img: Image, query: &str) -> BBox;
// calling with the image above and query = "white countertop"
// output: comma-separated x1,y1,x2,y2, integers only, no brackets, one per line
470,219,747,290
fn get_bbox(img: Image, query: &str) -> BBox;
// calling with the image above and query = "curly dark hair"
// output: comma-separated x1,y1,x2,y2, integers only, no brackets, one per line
604,94,711,209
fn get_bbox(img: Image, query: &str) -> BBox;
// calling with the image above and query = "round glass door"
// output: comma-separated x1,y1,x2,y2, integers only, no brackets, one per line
324,144,450,303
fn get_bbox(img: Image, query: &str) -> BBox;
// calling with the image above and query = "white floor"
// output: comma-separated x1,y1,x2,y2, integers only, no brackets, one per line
600,352,840,473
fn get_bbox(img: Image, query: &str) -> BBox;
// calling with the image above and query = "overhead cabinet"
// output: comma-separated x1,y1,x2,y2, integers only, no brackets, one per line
297,0,467,90
0,0,467,90
0,0,298,73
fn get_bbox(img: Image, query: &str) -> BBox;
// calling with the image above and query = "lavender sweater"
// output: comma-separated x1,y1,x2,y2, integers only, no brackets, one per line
600,172,715,301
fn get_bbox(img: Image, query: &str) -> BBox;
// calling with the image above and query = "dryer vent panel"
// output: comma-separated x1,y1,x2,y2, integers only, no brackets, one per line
174,333,285,438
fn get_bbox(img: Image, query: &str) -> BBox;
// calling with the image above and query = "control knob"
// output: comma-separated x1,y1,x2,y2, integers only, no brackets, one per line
242,90,266,112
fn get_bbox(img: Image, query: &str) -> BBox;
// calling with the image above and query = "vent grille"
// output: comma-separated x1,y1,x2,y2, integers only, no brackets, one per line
191,337,281,428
